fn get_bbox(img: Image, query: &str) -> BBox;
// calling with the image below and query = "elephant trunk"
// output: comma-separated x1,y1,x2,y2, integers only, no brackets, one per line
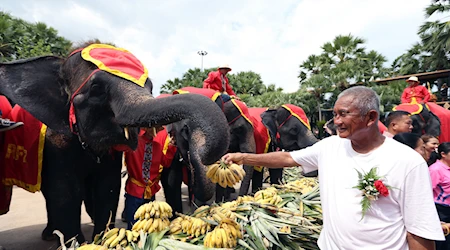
113,91,230,201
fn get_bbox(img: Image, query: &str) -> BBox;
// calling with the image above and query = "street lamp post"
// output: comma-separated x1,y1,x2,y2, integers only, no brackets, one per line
197,50,208,72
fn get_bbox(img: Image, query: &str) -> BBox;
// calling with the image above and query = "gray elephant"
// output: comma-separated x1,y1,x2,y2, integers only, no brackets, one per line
0,43,229,243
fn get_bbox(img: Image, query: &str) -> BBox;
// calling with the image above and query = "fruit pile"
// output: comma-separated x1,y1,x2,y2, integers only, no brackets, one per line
206,160,246,188
131,201,172,233
71,177,321,250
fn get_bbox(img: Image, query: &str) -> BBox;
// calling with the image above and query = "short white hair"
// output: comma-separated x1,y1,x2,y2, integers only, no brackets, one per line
337,86,380,116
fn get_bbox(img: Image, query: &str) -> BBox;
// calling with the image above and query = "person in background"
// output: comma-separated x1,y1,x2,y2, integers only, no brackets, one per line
203,64,239,102
222,86,444,249
401,76,430,104
393,132,427,160
422,134,440,166
123,127,176,229
383,110,413,138
429,142,450,250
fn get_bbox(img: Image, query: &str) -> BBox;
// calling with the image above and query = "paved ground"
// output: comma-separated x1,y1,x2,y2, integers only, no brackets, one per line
0,177,195,250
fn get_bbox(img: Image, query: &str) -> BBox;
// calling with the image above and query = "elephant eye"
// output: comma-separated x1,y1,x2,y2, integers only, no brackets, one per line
89,83,106,97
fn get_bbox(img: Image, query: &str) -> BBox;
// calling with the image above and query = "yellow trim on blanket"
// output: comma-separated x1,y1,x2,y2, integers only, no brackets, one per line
81,44,148,87
231,99,253,125
282,105,311,130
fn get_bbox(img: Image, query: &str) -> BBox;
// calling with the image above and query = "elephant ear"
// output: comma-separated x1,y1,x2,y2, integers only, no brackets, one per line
0,56,70,134
261,109,278,144
426,112,441,137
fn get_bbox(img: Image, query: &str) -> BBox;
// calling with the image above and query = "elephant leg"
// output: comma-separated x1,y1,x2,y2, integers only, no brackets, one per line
269,168,283,185
83,174,95,223
41,184,56,241
215,185,226,203
251,170,264,194
91,154,122,240
41,143,85,243
161,160,184,215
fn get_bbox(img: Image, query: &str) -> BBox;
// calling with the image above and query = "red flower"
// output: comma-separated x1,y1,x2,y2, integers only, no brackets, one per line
374,180,389,197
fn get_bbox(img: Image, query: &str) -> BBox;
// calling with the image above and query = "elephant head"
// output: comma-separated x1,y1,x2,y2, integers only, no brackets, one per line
223,100,256,198
394,103,441,137
262,104,318,151
0,43,229,201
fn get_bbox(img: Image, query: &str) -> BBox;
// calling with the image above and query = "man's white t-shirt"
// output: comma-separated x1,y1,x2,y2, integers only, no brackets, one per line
290,136,444,250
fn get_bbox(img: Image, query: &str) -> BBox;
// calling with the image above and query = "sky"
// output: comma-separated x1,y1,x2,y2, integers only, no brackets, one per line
2,0,432,95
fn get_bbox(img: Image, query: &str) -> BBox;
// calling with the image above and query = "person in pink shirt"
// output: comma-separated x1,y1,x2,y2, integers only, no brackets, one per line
429,142,450,249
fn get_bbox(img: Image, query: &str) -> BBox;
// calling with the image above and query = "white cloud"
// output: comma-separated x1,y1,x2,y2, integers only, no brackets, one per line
2,0,430,94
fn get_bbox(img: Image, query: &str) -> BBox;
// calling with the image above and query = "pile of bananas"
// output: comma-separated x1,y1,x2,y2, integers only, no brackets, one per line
285,178,318,194
131,201,172,233
209,206,236,223
203,218,242,248
206,160,246,188
254,187,283,205
84,228,139,249
169,214,212,237
236,195,255,204
192,205,210,218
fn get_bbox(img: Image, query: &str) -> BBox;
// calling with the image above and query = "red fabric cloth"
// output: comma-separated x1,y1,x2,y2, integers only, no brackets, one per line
378,121,387,134
81,44,148,87
124,128,176,199
173,87,221,101
1,105,46,193
426,102,450,143
0,96,12,118
0,96,13,214
281,104,311,130
202,71,236,96
393,103,423,115
401,85,430,104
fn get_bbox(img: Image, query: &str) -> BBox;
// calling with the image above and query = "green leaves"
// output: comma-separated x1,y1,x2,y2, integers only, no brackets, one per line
0,11,71,62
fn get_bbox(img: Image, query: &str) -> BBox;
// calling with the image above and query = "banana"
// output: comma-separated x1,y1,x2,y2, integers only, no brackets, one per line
143,218,154,231
110,228,126,247
149,206,156,217
103,232,118,247
102,228,119,240
148,218,160,233
126,230,133,242
120,238,128,246
134,205,146,220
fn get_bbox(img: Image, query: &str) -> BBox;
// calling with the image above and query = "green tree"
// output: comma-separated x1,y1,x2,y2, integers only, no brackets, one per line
392,1,450,75
0,12,72,62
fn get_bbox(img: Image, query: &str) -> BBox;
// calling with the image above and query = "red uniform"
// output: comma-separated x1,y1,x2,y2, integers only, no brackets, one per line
401,85,430,104
203,70,236,96
124,128,176,199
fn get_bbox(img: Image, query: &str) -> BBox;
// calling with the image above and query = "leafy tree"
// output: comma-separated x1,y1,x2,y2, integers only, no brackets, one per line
0,11,72,62
392,1,450,75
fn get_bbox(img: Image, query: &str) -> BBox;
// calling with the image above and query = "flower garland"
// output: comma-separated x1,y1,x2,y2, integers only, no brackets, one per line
353,167,392,219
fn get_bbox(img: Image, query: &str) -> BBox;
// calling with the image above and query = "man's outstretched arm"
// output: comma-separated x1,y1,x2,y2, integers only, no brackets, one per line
222,151,298,168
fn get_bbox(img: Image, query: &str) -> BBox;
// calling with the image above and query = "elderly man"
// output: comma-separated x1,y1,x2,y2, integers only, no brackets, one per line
383,110,413,138
203,64,238,101
223,86,444,249
401,76,430,104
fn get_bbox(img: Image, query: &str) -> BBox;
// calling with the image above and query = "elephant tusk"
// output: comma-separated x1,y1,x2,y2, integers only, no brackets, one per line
152,127,157,137
124,127,129,140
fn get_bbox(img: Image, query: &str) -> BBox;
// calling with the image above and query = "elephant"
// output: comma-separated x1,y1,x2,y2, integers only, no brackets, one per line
0,43,229,243
393,103,441,138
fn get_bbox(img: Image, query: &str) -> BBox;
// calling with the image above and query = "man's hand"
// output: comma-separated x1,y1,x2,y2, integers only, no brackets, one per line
222,152,245,165
231,95,241,101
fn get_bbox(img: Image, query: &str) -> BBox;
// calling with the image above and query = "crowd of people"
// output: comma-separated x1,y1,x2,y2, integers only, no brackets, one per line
2,65,450,249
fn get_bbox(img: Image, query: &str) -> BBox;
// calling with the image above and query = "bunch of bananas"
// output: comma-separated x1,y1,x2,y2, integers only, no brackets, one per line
133,200,173,220
192,205,210,218
285,178,318,194
172,214,212,237
220,200,238,209
209,206,236,223
206,160,246,188
236,195,255,204
131,201,172,233
93,228,139,249
203,218,242,248
254,187,283,205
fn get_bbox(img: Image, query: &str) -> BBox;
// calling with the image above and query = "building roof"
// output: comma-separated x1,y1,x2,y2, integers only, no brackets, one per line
374,69,450,84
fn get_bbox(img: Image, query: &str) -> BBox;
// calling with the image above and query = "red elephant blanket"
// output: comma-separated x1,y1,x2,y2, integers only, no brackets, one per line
234,103,271,172
1,105,47,193
173,87,221,102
